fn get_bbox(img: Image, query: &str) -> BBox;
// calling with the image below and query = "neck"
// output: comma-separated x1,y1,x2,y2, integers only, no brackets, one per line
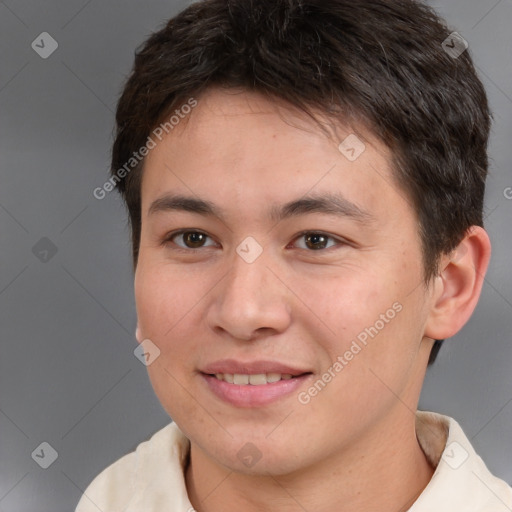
185,410,435,512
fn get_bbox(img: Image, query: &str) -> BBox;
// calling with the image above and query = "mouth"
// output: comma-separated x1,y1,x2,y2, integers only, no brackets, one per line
199,361,313,407
208,372,300,385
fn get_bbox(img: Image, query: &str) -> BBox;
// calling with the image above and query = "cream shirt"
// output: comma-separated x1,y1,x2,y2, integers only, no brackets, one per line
75,411,512,511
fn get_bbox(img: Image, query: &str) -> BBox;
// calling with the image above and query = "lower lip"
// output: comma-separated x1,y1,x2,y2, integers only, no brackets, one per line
201,373,311,407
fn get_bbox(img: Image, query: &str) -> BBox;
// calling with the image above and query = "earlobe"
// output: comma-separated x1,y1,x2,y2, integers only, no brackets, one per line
135,324,143,343
424,226,491,341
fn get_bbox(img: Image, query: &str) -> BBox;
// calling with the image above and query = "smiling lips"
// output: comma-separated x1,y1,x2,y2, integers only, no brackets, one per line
200,359,312,407
213,372,294,385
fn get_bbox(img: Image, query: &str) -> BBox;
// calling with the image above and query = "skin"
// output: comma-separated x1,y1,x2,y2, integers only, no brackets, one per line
134,87,491,512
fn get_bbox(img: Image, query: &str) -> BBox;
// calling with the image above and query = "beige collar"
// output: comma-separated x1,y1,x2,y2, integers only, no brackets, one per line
415,410,449,467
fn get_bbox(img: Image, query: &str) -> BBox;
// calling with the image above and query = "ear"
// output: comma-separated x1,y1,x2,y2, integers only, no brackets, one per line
135,324,143,344
424,226,491,340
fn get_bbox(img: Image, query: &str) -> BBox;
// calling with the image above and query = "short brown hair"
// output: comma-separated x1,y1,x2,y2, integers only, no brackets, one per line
111,0,491,364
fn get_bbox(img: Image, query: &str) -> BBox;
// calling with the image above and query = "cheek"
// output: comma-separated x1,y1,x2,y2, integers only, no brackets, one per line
134,263,203,393
296,269,396,349
135,262,201,339
134,263,204,418
302,264,424,375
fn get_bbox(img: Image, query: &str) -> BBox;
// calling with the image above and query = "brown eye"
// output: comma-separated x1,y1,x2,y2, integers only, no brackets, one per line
182,231,207,248
167,230,216,250
293,232,340,251
304,233,329,250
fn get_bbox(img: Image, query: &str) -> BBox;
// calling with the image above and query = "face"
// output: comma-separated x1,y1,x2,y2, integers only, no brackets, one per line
134,88,435,475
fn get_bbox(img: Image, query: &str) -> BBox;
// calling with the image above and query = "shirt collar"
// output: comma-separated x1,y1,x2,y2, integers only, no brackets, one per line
410,411,512,511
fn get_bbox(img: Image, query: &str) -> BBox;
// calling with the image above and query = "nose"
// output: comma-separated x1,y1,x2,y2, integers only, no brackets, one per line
206,247,292,341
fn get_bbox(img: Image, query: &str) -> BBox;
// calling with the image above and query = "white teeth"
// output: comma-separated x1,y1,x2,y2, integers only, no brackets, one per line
266,372,281,383
213,372,297,385
249,374,267,385
233,374,249,385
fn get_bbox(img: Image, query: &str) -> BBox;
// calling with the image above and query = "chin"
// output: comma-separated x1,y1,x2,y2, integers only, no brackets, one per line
199,431,310,476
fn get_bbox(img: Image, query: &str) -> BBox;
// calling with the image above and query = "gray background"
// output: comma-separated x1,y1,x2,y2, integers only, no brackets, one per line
0,0,510,510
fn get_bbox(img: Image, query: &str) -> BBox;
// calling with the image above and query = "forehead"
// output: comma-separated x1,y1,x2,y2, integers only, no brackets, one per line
140,88,412,226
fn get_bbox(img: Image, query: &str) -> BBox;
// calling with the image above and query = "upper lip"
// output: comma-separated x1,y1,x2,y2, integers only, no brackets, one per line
201,359,311,376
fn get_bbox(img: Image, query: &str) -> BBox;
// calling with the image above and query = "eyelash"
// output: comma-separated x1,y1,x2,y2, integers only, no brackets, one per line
162,229,346,253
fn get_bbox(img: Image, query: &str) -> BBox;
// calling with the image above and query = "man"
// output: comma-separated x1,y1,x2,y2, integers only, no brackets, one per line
77,0,512,510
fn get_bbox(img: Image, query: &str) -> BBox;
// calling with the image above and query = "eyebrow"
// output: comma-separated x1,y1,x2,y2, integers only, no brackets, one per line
148,192,375,224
